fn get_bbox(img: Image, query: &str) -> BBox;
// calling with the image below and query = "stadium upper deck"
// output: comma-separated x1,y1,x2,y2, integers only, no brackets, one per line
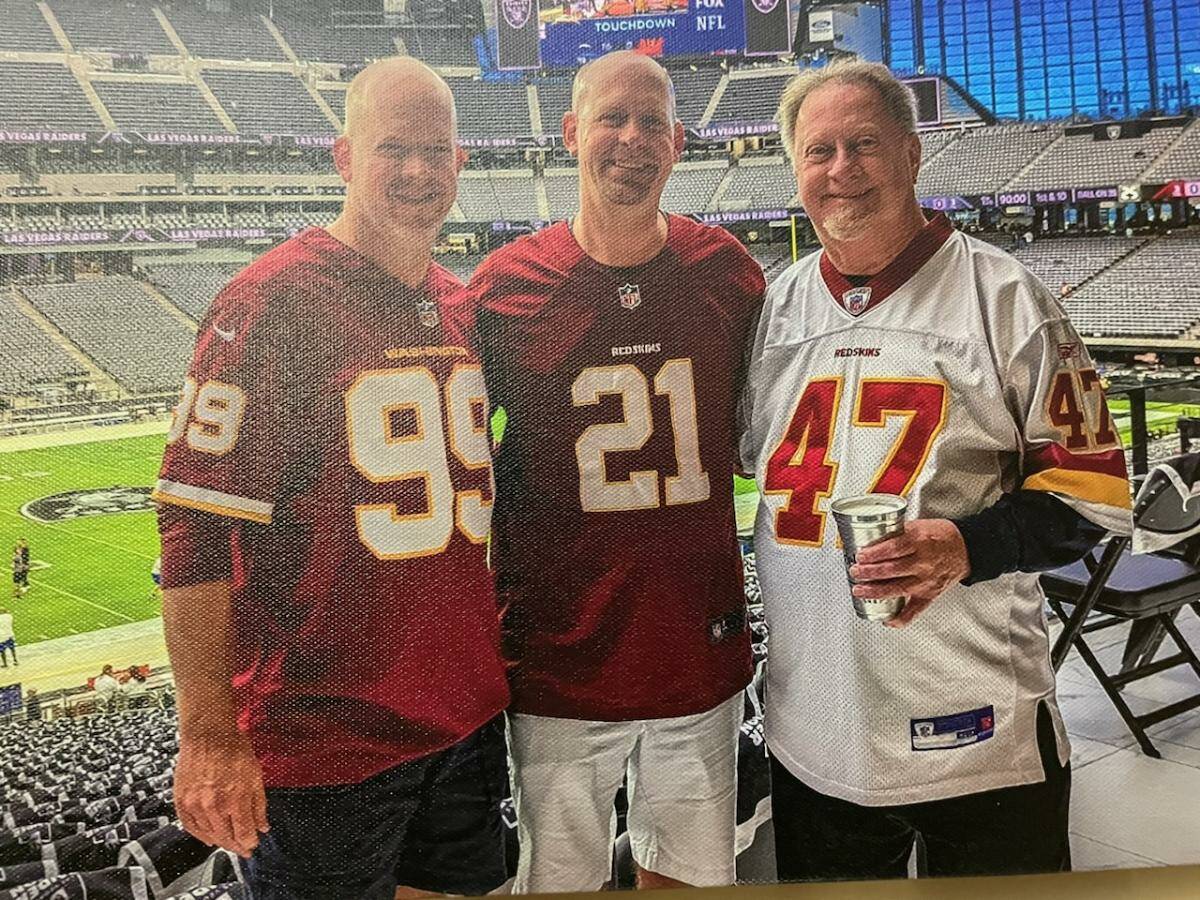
0,0,1197,404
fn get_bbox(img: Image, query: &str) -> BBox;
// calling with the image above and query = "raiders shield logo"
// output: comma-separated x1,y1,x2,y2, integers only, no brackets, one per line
842,286,872,316
618,283,641,310
1106,124,1122,141
501,0,532,29
22,487,155,524
416,297,439,328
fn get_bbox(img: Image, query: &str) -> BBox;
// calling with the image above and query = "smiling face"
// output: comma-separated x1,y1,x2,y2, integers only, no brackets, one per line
334,68,464,241
564,54,685,213
791,80,922,244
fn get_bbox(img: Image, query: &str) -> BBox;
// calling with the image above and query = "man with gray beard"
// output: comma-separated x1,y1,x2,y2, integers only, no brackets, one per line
739,59,1131,880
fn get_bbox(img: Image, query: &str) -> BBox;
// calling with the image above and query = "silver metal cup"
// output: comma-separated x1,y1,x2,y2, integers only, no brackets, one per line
830,494,908,623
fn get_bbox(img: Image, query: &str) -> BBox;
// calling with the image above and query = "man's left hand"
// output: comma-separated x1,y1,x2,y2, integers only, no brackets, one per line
848,519,970,628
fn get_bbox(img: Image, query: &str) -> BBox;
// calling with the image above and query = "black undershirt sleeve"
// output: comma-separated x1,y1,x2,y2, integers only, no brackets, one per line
952,491,1108,585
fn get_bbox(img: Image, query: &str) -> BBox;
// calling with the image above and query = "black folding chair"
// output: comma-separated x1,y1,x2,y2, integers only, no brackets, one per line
1040,452,1200,758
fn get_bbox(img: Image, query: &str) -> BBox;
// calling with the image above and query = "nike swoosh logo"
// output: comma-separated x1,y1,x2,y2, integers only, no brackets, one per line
213,324,236,342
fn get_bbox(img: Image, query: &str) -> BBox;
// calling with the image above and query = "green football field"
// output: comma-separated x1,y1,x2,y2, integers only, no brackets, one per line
0,425,756,647
1107,398,1198,445
0,435,165,645
6,394,1182,648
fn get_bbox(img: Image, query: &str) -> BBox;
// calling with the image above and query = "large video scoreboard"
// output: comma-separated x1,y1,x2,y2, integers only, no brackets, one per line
496,0,792,69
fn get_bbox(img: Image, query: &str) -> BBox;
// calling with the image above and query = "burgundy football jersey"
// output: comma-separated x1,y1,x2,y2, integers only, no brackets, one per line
153,228,509,788
472,216,765,720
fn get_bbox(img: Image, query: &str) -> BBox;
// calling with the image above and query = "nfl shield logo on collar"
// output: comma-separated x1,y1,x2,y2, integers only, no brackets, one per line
842,286,872,316
619,283,641,310
416,297,439,328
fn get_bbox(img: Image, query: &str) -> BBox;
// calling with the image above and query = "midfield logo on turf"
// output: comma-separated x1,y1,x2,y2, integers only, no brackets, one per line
22,487,155,523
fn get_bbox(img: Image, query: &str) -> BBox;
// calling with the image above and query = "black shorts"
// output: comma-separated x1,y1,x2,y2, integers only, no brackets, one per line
241,716,509,900
770,702,1071,881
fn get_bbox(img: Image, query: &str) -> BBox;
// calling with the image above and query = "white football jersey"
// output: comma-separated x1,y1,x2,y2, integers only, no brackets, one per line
739,215,1132,806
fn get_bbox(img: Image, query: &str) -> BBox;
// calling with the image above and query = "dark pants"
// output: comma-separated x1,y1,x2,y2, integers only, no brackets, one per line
770,703,1071,881
0,639,15,667
242,716,509,900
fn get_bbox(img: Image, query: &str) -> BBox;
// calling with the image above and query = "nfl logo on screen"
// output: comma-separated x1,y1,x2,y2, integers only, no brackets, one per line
416,297,439,328
842,286,872,316
619,283,642,310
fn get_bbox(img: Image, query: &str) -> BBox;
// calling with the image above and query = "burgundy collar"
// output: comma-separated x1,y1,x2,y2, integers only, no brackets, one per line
819,213,955,317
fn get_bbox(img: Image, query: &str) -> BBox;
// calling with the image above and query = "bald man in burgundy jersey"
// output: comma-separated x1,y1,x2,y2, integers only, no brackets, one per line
471,51,764,892
153,60,509,900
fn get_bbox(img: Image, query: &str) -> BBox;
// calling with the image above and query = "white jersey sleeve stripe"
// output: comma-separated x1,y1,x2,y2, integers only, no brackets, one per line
151,479,273,524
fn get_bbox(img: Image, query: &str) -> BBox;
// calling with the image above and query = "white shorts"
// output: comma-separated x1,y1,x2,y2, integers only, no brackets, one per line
506,692,743,893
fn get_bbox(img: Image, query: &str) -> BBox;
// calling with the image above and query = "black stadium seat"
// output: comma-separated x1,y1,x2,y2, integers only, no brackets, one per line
1041,452,1200,757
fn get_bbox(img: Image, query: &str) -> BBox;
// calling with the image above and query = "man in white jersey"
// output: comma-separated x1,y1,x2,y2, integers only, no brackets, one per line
740,60,1132,880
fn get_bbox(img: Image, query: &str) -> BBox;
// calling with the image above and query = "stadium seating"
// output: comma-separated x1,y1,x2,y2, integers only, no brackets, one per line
200,70,333,135
1145,118,1200,181
746,243,795,284
166,7,287,61
533,66,722,129
146,263,243,321
0,291,87,395
0,62,104,131
917,128,959,163
320,88,346,127
397,26,477,68
710,71,793,124
456,170,538,221
661,163,726,213
719,158,795,210
193,153,331,176
543,167,579,221
0,706,248,900
915,123,1060,195
0,0,61,52
21,277,194,393
445,77,533,139
534,77,573,136
531,68,719,132
278,19,399,64
1012,235,1146,292
488,170,540,220
1019,125,1184,190
47,0,176,56
1064,231,1200,337
674,67,723,126
0,543,774,893
91,80,226,134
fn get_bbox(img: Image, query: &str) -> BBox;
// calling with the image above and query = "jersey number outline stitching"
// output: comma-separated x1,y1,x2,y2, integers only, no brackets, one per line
571,358,711,513
1047,368,1118,451
763,377,949,546
346,364,493,560
166,376,245,456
